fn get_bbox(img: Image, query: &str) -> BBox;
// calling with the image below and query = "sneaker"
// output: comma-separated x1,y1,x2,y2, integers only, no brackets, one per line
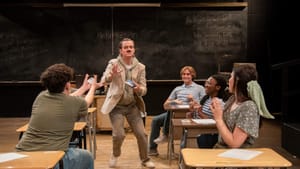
142,160,155,168
109,155,118,168
154,135,168,144
148,149,159,156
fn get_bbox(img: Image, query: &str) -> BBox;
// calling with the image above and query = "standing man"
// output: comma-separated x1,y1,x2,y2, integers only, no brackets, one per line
101,38,155,168
16,63,102,169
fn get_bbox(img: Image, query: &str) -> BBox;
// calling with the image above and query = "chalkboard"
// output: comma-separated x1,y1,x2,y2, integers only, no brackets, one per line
0,7,247,81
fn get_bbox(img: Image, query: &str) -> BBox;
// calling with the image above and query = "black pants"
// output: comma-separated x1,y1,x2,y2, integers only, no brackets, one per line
196,133,218,148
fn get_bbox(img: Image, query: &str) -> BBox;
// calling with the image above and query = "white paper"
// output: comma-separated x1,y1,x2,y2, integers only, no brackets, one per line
218,149,262,160
176,104,190,109
0,152,28,163
181,119,191,123
192,119,216,125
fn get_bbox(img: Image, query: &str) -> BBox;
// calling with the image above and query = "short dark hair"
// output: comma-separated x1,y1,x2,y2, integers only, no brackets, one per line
119,38,134,49
40,63,74,93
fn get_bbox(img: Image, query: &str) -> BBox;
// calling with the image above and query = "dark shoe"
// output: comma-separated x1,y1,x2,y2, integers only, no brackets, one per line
148,149,159,156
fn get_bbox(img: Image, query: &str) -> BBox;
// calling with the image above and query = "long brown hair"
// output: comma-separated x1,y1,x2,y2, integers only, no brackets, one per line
232,64,258,103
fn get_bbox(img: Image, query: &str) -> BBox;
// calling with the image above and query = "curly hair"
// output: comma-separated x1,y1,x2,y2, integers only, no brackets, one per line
40,63,74,93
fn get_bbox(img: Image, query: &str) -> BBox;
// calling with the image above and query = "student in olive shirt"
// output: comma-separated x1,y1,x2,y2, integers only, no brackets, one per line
16,63,103,169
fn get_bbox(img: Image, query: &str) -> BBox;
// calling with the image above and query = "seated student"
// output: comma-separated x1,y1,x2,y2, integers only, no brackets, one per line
210,64,274,148
185,74,230,148
148,66,205,156
16,63,103,169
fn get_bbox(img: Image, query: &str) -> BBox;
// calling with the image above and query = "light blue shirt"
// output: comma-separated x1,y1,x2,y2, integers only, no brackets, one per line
168,82,205,104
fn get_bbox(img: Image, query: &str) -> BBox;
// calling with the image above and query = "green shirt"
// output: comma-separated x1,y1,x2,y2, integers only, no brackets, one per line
16,90,87,151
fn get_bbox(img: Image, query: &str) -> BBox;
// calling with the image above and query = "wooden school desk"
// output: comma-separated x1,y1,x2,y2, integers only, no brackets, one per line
16,122,87,149
181,148,292,169
171,118,218,165
0,151,65,169
164,104,190,161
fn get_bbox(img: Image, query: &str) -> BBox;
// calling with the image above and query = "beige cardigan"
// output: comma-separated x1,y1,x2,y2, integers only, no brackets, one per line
100,57,147,114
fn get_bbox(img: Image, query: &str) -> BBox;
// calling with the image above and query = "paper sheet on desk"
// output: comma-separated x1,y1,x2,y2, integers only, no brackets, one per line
175,104,190,109
192,119,216,125
0,152,28,163
218,149,262,160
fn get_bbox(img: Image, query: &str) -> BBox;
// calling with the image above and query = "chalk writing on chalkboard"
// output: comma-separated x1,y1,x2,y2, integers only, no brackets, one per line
0,7,247,81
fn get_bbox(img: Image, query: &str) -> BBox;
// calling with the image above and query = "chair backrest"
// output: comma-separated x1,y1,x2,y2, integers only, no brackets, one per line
233,62,256,68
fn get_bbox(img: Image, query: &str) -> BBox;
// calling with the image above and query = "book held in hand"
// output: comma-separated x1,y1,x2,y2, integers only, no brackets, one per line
125,80,136,88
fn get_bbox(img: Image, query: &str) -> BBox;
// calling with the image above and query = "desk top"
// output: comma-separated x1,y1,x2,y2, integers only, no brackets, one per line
16,122,87,133
16,107,95,132
164,104,190,111
73,122,87,130
172,119,216,128
181,148,292,168
0,151,65,169
88,107,97,113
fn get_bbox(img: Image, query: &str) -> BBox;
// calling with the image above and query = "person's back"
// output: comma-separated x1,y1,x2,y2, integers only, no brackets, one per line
15,63,101,169
16,91,86,151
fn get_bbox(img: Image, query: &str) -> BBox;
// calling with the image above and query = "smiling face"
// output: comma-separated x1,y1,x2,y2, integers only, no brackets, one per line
181,69,193,85
205,76,221,97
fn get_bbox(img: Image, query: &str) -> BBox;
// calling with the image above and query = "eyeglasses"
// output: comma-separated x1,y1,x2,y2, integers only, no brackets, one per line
205,81,217,86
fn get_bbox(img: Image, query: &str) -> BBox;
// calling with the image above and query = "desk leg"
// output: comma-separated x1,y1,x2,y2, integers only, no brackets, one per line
87,114,93,157
178,128,188,167
59,159,64,169
19,132,23,140
77,131,82,148
87,111,96,159
83,127,87,149
167,111,174,165
92,111,97,159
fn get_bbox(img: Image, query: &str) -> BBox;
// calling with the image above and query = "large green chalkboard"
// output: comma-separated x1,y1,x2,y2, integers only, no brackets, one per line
0,7,247,80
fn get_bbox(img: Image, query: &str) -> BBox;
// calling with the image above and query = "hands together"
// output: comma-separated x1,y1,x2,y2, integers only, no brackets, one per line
82,74,103,90
210,97,223,121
